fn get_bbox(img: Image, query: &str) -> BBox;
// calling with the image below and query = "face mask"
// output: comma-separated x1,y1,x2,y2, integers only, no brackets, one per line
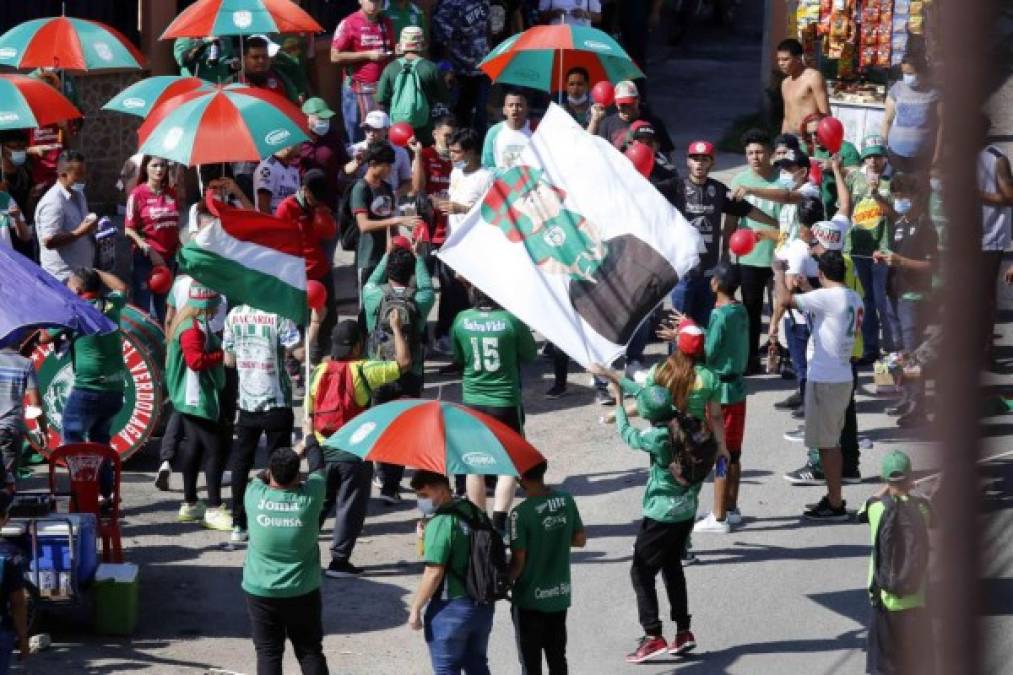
453,160,468,170
72,182,86,192
567,93,588,106
778,170,797,189
902,73,919,88
417,497,437,516
893,198,912,215
929,177,942,192
8,150,26,167
310,119,330,136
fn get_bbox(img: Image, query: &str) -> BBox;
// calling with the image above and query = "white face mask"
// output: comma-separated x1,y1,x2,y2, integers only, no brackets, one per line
778,170,797,188
929,177,942,192
902,73,919,88
417,497,437,516
567,93,588,106
893,197,912,215
72,182,86,192
310,119,330,136
8,150,26,166
453,160,468,170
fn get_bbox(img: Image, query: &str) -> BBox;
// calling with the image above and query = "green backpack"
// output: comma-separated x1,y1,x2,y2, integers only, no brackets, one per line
389,58,430,130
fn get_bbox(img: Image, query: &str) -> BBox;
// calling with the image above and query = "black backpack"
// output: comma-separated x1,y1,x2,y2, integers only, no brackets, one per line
667,409,718,485
337,180,361,252
367,283,419,361
447,501,511,605
870,495,930,601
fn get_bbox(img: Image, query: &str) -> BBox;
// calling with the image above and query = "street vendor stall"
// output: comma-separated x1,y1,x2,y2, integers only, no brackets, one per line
786,0,940,145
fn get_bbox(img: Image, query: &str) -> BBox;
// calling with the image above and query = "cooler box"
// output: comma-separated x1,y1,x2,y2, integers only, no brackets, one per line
93,563,139,636
30,514,99,587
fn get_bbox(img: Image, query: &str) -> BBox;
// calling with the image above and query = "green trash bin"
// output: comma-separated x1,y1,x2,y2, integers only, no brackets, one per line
93,563,139,636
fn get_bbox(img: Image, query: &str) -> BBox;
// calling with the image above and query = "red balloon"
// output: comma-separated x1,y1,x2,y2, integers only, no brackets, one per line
389,122,414,147
809,160,823,185
591,81,615,107
306,280,327,311
815,116,844,154
728,229,757,257
147,265,173,295
625,141,655,178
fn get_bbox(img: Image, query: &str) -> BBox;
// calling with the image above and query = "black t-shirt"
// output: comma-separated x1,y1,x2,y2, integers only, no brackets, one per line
890,215,938,297
672,177,752,273
350,178,396,271
489,0,520,48
0,541,26,632
597,110,675,155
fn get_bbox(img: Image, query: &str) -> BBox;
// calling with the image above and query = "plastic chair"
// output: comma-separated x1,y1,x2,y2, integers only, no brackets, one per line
47,443,123,564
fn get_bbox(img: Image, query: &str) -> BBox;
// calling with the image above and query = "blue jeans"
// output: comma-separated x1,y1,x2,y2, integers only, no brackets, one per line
341,81,365,145
131,251,170,324
784,315,810,396
62,388,124,445
424,597,494,675
0,629,13,673
670,272,715,327
852,256,896,356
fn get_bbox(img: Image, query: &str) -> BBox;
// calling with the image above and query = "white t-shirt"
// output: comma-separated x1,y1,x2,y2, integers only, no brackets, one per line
222,305,301,412
482,121,532,169
794,286,863,383
349,141,412,194
448,166,495,234
168,275,228,333
782,238,817,324
0,195,23,249
538,0,601,26
254,157,301,212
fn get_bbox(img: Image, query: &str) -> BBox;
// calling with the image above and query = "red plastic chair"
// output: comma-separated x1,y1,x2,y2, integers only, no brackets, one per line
47,443,123,563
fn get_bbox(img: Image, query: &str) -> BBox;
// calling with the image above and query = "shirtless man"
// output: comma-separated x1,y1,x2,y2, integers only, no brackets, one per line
778,38,830,134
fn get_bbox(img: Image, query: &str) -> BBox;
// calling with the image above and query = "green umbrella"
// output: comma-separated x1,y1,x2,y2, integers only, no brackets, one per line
479,24,643,96
136,84,309,167
324,400,546,476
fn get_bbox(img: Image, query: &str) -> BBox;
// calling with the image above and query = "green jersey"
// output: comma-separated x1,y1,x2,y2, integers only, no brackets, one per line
423,498,473,600
857,495,932,611
451,309,536,407
845,171,892,256
614,405,701,523
705,302,749,405
803,140,860,217
510,490,583,613
242,473,325,599
68,292,127,393
635,363,721,420
165,319,225,421
384,2,428,46
730,169,781,267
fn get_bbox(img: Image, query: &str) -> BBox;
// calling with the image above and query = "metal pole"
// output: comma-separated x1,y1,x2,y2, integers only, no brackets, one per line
932,0,997,673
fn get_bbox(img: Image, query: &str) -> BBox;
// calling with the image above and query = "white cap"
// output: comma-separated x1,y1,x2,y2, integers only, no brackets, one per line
361,110,391,129
252,34,281,58
812,215,850,251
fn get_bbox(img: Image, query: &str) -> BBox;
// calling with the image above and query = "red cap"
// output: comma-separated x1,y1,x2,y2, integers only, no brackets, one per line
687,140,714,157
391,235,412,251
677,318,705,357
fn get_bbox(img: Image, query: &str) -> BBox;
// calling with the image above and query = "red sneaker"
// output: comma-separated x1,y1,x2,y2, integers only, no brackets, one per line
626,635,668,663
670,630,696,655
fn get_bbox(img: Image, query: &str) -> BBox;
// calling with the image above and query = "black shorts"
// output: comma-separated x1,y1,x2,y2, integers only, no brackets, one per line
867,603,932,674
466,403,524,434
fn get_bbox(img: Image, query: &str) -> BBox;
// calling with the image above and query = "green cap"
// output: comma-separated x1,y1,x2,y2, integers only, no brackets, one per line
187,283,221,310
302,97,335,119
636,385,676,424
881,450,912,483
860,134,887,159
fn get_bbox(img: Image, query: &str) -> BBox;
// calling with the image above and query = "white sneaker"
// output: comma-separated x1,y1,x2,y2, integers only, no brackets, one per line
177,501,206,522
726,508,743,526
693,512,730,534
230,526,249,544
203,506,234,532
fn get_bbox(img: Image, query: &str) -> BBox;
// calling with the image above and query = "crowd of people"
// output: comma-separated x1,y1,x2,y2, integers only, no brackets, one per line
0,1,1011,673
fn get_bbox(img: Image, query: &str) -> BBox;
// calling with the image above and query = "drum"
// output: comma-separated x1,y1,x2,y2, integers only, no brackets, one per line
24,307,166,463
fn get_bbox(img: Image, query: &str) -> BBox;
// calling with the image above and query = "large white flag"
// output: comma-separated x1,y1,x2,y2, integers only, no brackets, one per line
438,103,702,367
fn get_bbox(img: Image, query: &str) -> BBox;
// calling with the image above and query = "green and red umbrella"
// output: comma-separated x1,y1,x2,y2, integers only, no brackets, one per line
161,0,323,39
479,24,643,95
0,74,82,131
324,400,546,477
103,76,212,118
136,84,309,166
0,16,146,72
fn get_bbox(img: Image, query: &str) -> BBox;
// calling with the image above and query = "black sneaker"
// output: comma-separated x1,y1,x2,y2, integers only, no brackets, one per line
886,401,913,417
842,468,862,484
545,384,567,399
378,492,402,505
596,390,616,406
774,392,802,410
802,496,849,522
783,464,825,485
325,559,363,578
791,407,805,420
